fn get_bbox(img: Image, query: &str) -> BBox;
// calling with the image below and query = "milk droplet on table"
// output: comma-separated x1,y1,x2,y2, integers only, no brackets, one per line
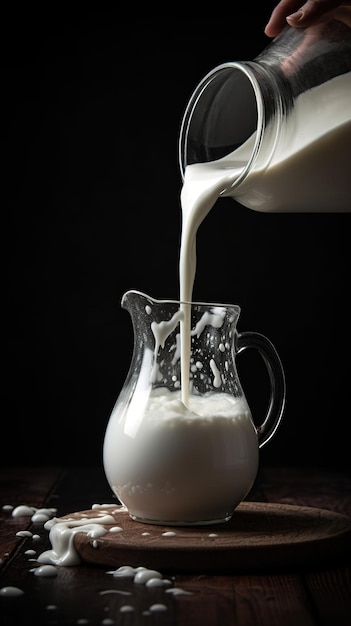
31,564,58,577
0,586,24,597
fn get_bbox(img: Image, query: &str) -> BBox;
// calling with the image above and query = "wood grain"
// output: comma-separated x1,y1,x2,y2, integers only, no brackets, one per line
64,501,351,572
1,467,350,626
0,466,63,565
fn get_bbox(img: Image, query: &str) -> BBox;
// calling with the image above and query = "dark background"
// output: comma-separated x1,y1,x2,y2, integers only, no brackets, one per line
3,6,350,470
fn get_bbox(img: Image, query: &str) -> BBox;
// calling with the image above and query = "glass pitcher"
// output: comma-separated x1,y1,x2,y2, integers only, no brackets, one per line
179,20,351,212
103,290,286,526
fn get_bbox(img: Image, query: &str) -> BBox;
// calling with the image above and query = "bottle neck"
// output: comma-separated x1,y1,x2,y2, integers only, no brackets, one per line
254,21,351,96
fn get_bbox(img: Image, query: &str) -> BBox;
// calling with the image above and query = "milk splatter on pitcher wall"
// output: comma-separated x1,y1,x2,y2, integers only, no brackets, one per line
103,292,285,525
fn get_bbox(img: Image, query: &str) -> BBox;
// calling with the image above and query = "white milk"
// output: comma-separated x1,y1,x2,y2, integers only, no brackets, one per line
104,388,258,524
104,73,350,524
179,72,351,402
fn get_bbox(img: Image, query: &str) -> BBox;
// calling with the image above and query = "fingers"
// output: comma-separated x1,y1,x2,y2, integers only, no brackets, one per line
264,0,351,37
286,0,351,28
265,0,305,37
331,5,351,26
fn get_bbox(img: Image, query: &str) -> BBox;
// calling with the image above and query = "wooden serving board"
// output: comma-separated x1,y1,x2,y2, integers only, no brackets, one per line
63,502,351,573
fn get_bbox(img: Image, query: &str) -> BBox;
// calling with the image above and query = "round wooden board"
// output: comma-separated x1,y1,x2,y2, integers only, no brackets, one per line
63,502,351,573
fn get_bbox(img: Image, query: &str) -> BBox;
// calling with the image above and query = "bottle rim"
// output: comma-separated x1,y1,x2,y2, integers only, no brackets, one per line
178,61,281,194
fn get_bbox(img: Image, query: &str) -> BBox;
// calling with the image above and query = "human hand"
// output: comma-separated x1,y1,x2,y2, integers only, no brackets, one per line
265,0,351,37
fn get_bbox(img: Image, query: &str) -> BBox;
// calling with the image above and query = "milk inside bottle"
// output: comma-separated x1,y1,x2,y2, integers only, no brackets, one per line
179,21,351,213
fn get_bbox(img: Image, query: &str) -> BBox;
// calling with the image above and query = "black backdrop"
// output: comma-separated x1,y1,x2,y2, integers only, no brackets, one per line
3,6,350,469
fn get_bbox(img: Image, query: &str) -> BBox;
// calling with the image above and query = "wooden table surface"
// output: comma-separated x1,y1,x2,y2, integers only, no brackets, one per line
1,465,350,625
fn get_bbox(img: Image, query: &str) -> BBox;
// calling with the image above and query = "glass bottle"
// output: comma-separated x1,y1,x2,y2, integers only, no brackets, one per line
179,20,351,212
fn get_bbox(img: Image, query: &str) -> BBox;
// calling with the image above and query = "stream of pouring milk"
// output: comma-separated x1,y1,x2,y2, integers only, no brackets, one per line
178,72,351,406
179,171,237,406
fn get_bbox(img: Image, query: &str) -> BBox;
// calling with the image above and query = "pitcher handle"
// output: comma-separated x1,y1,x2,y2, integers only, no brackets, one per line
236,331,286,448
